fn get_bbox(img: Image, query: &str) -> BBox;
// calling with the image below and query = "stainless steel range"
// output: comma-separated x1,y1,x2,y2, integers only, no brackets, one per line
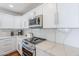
22,37,46,56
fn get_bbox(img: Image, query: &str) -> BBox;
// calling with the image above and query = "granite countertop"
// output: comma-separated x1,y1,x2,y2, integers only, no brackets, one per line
36,40,79,56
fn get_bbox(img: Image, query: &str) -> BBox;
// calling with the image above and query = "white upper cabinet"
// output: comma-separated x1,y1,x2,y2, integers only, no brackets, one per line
28,4,43,17
21,5,43,29
0,13,28,29
0,13,23,29
22,3,57,28
13,16,22,29
21,15,29,28
0,14,4,27
0,14,14,28
57,3,79,28
22,12,32,28
33,4,43,16
43,3,57,28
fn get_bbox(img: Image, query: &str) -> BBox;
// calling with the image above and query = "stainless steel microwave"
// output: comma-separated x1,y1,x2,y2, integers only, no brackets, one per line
29,15,43,28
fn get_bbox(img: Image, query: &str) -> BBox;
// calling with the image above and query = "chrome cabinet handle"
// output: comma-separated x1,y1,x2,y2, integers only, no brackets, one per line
54,13,57,25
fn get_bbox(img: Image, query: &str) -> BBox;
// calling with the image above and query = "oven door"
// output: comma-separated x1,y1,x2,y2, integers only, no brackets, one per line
22,47,33,56
22,42,36,56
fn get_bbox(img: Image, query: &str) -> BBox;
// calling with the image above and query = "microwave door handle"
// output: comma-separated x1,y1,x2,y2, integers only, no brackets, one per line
37,17,40,25
36,18,38,24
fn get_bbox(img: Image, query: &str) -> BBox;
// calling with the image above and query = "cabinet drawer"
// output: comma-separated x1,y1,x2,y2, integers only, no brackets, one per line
0,46,12,51
0,38,16,55
0,38,12,43
0,49,13,55
0,41,12,46
0,45,13,55
0,44,13,49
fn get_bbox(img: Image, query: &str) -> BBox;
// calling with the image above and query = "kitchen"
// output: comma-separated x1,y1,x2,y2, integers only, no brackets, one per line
0,3,79,56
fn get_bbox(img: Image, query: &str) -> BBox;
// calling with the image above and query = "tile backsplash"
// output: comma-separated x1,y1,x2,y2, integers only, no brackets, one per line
24,29,56,42
0,28,79,48
24,28,71,44
24,29,79,48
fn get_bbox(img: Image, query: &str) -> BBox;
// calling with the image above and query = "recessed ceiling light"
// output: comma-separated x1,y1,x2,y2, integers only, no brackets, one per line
9,4,14,8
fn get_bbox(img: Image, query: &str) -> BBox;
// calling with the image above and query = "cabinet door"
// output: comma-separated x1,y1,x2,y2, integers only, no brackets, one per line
0,37,16,55
34,4,43,16
16,36,26,55
14,16,22,29
43,3,57,28
1,14,14,28
57,3,79,28
22,13,29,28
0,14,4,28
11,37,17,50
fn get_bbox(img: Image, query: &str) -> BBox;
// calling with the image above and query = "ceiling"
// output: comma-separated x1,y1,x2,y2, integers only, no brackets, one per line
0,3,42,16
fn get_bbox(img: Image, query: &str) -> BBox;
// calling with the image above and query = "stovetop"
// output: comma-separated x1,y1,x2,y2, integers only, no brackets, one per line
23,37,46,44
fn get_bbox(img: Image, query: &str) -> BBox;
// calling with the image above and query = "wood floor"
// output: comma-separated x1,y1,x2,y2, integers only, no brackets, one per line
5,51,21,56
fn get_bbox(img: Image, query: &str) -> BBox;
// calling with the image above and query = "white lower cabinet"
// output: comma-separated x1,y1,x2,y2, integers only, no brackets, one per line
17,42,22,55
0,37,16,55
36,48,51,56
17,39,22,55
16,36,27,55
